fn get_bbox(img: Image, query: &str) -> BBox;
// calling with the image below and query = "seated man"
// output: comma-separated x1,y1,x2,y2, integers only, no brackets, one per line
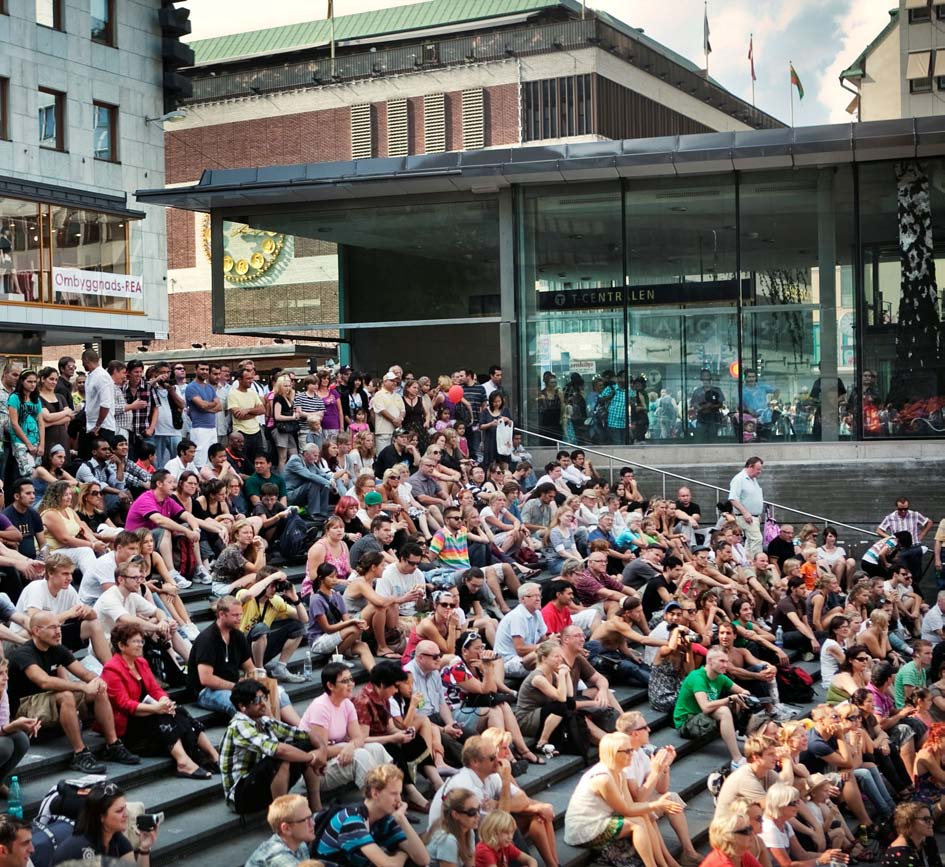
559,625,622,718
586,596,658,687
376,543,428,619
236,567,307,683
540,579,600,637
201,442,240,483
715,621,779,709
588,513,633,575
772,576,820,660
403,639,464,742
187,595,302,726
884,565,924,636
575,549,634,617
245,453,288,509
348,515,398,568
617,711,703,867
314,765,428,867
220,678,324,815
2,476,45,563
163,438,197,479
7,610,139,772
13,553,110,665
283,443,332,519
493,583,547,675
252,482,294,548
246,794,315,867
673,646,750,770
714,732,780,817
520,483,557,536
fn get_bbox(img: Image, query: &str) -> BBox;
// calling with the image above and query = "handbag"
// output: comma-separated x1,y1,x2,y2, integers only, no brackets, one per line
461,691,513,709
276,419,300,434
762,505,780,547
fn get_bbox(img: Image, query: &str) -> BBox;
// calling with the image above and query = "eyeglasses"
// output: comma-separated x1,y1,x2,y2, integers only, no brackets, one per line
89,491,103,496
286,814,315,824
733,827,753,836
787,800,799,807
633,724,650,732
438,603,456,609
250,695,268,705
455,807,481,817
335,677,355,685
616,748,635,754
847,714,862,722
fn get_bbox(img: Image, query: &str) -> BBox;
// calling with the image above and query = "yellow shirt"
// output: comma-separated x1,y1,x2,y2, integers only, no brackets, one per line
227,387,263,435
235,589,292,632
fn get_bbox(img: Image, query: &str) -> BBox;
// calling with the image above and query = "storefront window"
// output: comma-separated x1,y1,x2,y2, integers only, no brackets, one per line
859,159,945,438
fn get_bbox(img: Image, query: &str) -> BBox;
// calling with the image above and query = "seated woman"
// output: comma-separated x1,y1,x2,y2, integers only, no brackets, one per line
818,526,857,591
564,731,683,867
731,597,789,668
101,622,218,779
460,509,525,601
867,660,923,773
306,562,374,670
819,616,850,684
441,631,538,761
835,700,896,821
343,551,404,659
851,687,914,798
32,443,75,502
39,480,106,580
726,798,773,867
136,528,200,641
299,662,395,798
760,782,847,867
52,781,159,865
701,810,762,867
860,609,904,667
807,574,846,637
210,519,266,597
913,721,945,817
312,765,428,867
225,473,250,518
883,802,941,867
514,640,607,757
194,477,232,565
302,516,351,600
174,470,229,572
424,787,479,867
402,590,462,666
541,509,581,576
75,482,121,543
355,660,444,806
335,495,366,544
826,644,872,705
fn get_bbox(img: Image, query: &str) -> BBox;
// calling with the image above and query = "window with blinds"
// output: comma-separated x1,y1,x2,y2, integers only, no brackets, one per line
387,98,408,156
423,93,446,153
351,103,373,160
462,88,485,150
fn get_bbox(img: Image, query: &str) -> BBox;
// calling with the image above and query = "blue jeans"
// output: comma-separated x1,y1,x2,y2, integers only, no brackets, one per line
197,685,291,718
154,434,181,469
287,482,329,518
586,639,651,686
853,766,895,817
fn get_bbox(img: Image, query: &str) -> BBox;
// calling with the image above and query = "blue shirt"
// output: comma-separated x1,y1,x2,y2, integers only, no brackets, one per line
185,380,217,428
316,805,406,867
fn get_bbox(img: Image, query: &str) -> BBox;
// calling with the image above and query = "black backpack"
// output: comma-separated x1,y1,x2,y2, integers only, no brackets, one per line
776,665,815,704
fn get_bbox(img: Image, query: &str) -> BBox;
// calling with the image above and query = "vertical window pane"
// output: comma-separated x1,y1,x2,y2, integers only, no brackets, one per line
38,90,58,148
36,0,58,28
93,104,113,160
90,0,109,42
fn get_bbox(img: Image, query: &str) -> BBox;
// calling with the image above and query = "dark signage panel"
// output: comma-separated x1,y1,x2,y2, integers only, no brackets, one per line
536,279,752,311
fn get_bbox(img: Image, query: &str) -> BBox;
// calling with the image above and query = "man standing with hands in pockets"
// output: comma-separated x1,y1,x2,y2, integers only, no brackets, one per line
728,456,765,558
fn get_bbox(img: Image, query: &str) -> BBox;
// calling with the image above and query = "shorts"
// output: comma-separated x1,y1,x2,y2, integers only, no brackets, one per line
310,632,343,655
231,755,304,815
679,712,719,740
453,704,489,737
503,656,528,677
18,690,88,728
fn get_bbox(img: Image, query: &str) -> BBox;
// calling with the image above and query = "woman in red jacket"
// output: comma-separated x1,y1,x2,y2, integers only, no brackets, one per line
101,622,219,779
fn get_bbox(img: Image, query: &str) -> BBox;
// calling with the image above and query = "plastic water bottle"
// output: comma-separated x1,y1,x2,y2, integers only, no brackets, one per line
775,626,784,648
7,776,22,819
302,652,313,680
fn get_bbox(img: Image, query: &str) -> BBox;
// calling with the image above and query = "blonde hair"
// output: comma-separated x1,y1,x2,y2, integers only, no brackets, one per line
709,811,749,859
868,609,889,630
478,810,516,849
598,731,633,769
481,727,512,752
763,783,799,818
616,711,645,734
363,764,403,798
267,794,308,833
273,374,294,399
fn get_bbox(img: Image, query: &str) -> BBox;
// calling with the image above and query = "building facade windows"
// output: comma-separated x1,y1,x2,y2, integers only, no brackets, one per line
38,88,64,150
93,101,117,161
90,0,114,46
523,74,592,141
0,195,139,312
36,0,62,30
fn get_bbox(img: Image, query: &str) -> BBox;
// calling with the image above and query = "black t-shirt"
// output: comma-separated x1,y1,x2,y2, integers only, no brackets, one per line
53,830,133,864
373,445,415,481
186,623,251,696
773,594,804,633
456,574,489,613
641,575,677,621
674,500,702,520
2,504,43,560
622,558,660,590
766,536,796,565
8,641,76,712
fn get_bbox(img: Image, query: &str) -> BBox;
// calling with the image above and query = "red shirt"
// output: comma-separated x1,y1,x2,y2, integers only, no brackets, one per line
475,841,523,867
541,601,572,635
698,849,762,867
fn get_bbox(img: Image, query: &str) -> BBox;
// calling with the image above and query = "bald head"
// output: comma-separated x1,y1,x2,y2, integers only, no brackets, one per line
414,640,441,674
29,611,60,647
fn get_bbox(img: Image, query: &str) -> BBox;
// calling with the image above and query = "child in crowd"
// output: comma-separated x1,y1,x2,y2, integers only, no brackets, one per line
475,811,537,867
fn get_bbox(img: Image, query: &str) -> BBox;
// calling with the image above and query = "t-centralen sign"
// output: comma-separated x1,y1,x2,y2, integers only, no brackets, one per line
52,266,143,299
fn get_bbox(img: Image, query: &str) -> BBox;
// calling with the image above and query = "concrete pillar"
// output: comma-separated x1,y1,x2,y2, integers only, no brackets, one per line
100,339,125,363
818,169,839,441
498,188,517,412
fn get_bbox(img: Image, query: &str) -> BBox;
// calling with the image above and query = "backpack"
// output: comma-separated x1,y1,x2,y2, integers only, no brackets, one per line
776,664,815,704
280,512,321,563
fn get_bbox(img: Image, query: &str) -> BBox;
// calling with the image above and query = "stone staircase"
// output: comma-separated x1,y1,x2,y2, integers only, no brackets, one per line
11,564,828,867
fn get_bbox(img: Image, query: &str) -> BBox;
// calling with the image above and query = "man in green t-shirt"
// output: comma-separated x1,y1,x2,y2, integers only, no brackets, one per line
673,646,750,770
894,639,932,707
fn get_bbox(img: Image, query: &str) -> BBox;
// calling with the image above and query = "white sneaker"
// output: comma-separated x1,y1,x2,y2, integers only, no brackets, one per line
266,661,306,683
171,570,193,589
771,703,796,721
193,567,212,585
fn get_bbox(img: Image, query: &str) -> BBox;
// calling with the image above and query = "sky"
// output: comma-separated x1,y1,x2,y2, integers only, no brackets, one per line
183,0,893,126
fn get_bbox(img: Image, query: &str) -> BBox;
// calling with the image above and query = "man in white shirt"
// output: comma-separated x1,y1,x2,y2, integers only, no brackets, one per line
427,735,515,828
15,553,110,665
493,583,546,675
375,543,427,617
94,560,190,662
81,348,115,453
164,439,197,480
921,590,945,645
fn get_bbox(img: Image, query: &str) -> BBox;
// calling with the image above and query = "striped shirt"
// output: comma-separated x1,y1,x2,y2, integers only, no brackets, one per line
429,527,471,570
315,804,405,867
294,391,325,417
879,509,929,539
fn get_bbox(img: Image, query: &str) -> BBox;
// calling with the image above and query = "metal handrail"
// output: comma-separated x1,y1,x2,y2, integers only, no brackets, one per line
515,427,878,540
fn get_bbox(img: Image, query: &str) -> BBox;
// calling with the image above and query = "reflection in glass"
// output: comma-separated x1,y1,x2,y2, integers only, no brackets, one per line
93,104,113,160
0,200,42,302
38,90,58,149
50,207,130,309
91,0,110,43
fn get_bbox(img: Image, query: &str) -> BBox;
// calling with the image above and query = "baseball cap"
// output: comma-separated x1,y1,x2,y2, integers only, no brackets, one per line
338,365,352,374
691,544,710,553
383,372,398,381
364,492,382,506
663,601,682,614
392,427,408,437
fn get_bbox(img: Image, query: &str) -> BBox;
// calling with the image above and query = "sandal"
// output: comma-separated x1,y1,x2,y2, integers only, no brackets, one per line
535,742,559,758
521,750,546,765
377,650,401,659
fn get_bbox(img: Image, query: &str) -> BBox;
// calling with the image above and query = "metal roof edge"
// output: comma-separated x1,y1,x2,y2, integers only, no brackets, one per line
839,7,899,82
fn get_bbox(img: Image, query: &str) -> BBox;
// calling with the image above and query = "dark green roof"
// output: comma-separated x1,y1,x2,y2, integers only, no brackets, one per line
188,0,581,65
840,8,899,81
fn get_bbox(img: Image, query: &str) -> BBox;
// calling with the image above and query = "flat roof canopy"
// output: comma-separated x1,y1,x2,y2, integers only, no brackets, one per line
137,116,945,212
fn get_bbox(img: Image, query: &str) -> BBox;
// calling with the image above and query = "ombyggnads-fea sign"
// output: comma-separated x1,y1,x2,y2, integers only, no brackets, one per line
52,267,143,299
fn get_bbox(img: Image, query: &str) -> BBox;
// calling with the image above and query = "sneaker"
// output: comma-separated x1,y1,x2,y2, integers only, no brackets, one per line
771,703,797,721
71,748,106,774
266,661,306,683
102,739,141,765
801,652,815,662
171,570,193,589
193,566,212,585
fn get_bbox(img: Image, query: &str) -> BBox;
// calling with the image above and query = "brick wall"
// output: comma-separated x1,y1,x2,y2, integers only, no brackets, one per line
166,208,196,270
408,96,424,153
486,83,520,146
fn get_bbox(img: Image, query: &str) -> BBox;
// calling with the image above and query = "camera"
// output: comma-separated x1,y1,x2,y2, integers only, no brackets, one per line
274,579,291,594
136,812,164,832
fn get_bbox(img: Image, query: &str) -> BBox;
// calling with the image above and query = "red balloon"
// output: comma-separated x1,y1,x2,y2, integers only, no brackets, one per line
448,385,465,404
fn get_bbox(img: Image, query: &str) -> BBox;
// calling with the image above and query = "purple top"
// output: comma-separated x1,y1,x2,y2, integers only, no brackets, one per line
320,388,341,430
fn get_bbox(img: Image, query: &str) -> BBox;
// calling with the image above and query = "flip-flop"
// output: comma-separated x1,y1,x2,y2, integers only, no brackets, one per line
176,767,212,780
378,650,401,659
522,751,546,765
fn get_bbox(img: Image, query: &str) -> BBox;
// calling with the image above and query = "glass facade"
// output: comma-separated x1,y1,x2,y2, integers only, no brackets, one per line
0,196,140,312
519,161,944,444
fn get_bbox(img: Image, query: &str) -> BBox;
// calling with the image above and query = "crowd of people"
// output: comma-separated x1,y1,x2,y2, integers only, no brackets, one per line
0,353,939,867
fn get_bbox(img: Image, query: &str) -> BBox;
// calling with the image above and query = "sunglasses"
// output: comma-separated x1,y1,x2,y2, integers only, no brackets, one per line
420,652,443,660
733,827,753,836
847,715,862,722
286,814,315,824
455,807,481,817
616,748,635,754
250,695,267,705
438,603,456,609
633,724,650,732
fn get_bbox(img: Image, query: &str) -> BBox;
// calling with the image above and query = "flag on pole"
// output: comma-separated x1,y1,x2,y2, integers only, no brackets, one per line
790,63,804,99
327,0,333,17
703,3,712,56
748,35,756,82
